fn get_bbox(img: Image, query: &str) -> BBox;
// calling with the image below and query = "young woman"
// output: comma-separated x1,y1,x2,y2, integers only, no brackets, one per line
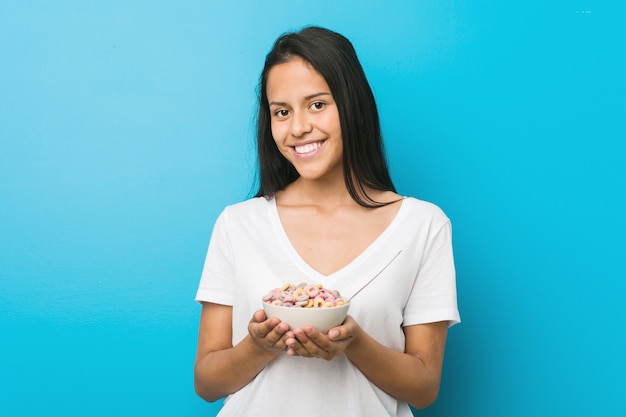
194,26,460,416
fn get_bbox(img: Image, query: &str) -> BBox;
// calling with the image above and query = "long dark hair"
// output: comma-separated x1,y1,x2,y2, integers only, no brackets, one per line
254,26,396,208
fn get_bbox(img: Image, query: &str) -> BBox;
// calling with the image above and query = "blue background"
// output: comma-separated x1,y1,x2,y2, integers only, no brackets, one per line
1,1,624,416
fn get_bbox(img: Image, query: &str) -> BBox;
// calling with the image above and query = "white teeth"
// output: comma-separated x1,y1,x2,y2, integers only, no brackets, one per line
294,142,322,154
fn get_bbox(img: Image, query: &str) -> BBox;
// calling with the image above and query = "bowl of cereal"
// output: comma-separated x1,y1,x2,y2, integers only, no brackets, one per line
262,283,350,333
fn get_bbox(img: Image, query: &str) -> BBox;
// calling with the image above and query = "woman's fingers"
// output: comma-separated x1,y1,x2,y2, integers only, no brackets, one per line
287,328,332,359
287,318,358,360
249,311,290,351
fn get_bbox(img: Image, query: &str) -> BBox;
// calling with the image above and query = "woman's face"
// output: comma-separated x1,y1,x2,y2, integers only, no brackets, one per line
266,58,343,183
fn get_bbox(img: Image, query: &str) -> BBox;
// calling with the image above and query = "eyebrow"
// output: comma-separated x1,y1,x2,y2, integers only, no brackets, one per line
268,92,331,107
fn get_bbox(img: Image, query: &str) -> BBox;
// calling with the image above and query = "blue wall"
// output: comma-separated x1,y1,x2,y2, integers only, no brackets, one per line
1,1,624,416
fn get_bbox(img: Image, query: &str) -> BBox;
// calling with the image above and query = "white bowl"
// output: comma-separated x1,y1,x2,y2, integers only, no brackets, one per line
262,302,350,333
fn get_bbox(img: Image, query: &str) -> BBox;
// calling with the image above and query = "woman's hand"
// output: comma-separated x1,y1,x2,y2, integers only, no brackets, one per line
248,309,291,354
284,315,359,360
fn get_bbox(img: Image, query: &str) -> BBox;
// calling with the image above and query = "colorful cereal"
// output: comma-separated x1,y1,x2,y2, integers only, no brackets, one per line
262,283,347,308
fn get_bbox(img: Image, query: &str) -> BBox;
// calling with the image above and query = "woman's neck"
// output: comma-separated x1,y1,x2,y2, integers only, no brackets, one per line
279,176,354,208
278,177,399,210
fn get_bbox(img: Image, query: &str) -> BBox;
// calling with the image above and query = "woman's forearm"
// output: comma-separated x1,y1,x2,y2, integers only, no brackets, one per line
344,329,441,409
194,335,278,402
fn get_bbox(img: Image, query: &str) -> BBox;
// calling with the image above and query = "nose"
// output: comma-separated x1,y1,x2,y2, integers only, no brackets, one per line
290,111,312,138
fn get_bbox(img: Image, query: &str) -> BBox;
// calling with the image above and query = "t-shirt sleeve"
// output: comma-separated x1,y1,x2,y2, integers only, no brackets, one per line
403,219,461,327
195,209,236,306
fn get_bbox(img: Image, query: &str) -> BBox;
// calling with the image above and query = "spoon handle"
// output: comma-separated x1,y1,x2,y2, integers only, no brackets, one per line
349,250,403,301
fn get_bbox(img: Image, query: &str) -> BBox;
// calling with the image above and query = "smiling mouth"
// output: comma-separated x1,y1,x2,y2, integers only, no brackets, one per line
294,141,323,154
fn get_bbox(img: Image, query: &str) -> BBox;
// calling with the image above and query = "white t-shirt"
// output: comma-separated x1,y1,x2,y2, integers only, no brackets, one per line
196,196,460,417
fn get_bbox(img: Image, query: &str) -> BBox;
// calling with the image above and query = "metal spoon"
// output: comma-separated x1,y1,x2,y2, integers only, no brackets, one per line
349,249,403,301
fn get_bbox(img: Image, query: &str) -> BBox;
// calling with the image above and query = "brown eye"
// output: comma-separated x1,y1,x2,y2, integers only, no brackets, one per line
311,102,325,110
